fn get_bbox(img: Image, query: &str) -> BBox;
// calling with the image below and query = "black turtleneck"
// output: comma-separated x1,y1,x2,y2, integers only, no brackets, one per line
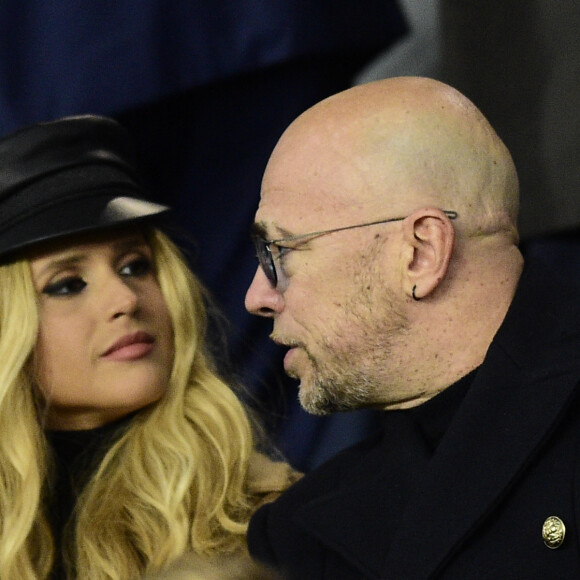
408,367,478,453
45,414,134,579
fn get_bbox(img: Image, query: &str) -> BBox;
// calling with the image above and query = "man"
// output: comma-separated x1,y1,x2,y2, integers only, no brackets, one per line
244,76,580,578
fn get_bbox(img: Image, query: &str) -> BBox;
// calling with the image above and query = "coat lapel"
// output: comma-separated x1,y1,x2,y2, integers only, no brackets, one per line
383,348,580,578
292,413,431,577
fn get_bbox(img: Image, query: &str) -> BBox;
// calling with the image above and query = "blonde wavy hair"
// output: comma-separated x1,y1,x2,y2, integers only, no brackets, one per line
0,227,259,579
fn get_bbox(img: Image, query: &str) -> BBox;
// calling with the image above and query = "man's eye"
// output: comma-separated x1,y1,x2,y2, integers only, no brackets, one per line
42,277,87,296
272,244,293,263
119,257,153,277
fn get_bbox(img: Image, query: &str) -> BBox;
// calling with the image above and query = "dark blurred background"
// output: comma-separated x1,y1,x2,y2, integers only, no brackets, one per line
1,0,578,471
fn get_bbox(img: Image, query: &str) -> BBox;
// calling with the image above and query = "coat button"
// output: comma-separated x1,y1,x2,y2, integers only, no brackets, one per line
542,516,566,549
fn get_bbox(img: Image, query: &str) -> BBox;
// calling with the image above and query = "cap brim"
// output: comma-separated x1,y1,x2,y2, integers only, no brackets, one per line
0,194,169,260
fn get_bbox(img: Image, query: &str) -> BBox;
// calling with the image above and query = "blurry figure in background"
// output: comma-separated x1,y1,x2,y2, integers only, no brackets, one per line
0,115,297,580
355,0,441,81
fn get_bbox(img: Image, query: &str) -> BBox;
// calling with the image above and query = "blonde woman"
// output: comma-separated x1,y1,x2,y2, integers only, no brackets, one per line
0,116,297,579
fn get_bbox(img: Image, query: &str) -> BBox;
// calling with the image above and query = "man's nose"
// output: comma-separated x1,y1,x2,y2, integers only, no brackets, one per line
245,267,284,317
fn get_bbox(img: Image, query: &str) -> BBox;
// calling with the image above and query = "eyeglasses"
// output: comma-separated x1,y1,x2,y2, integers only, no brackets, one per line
252,210,458,287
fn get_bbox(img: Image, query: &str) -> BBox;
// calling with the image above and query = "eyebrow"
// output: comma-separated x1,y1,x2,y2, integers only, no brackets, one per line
112,235,150,254
33,254,85,288
250,222,267,238
250,221,294,241
33,235,149,281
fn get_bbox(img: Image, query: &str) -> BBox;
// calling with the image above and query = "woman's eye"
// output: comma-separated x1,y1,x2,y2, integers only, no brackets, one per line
119,257,153,277
42,276,87,296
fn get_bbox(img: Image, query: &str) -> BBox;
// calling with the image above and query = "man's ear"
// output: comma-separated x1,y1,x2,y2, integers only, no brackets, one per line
401,208,455,300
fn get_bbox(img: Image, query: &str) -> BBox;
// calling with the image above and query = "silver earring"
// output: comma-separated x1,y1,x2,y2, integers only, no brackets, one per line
412,285,420,301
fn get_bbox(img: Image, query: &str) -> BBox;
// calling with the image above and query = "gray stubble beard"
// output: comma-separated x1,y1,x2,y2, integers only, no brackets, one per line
298,290,409,415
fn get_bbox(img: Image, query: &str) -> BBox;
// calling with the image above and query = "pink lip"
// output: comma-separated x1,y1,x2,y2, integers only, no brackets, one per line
102,331,155,361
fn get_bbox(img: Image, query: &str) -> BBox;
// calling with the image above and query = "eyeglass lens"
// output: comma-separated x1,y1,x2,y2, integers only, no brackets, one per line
253,237,278,286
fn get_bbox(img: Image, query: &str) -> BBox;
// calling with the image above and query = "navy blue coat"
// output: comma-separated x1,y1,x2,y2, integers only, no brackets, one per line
248,260,580,578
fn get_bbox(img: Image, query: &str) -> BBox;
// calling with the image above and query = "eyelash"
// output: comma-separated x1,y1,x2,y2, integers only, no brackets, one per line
43,276,87,296
42,256,153,297
119,256,152,278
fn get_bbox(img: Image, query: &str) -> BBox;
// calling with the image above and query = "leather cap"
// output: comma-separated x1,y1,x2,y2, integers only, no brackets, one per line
0,115,169,261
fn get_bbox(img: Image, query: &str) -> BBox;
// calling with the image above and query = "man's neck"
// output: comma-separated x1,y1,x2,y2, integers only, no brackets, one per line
384,245,524,410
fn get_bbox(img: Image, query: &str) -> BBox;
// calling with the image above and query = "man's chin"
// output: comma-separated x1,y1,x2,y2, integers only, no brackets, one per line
282,349,336,414
297,379,335,416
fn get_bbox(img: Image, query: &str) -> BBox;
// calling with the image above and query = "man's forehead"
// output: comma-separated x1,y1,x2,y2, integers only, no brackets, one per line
256,120,396,237
254,185,387,241
253,193,308,238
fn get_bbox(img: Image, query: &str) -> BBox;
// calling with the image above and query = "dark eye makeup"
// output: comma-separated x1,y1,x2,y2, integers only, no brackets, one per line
41,254,153,297
42,276,87,296
118,256,153,277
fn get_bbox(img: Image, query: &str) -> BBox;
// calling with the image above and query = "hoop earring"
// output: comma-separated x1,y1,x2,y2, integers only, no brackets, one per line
412,285,420,301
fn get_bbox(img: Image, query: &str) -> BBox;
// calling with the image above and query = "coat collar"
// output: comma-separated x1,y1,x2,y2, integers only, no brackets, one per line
293,260,580,578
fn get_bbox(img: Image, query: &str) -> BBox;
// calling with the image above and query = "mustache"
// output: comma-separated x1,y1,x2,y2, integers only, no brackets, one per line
269,333,303,349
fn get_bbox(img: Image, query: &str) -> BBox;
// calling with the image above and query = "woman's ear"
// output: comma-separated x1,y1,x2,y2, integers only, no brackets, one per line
401,208,455,300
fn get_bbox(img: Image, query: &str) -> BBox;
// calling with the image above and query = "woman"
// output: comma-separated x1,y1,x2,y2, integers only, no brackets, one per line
0,115,297,579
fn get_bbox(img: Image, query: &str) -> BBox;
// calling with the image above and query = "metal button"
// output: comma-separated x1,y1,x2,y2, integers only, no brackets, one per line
542,516,566,549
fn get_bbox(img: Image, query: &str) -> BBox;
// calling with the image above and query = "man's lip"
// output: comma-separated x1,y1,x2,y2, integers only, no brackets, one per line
283,347,296,365
102,331,154,357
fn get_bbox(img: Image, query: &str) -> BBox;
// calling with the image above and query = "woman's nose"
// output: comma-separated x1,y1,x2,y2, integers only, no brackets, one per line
103,277,140,320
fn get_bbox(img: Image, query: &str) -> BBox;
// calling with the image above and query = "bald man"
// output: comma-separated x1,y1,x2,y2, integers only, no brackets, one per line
244,77,580,578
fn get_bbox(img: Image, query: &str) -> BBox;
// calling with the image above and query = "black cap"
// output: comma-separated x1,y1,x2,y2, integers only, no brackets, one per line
0,115,169,261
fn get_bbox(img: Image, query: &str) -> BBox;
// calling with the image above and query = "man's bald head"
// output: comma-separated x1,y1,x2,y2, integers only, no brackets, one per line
249,77,525,411
264,76,519,241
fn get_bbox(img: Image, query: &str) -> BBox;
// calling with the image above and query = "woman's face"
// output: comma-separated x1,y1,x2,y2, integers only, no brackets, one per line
29,228,174,430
